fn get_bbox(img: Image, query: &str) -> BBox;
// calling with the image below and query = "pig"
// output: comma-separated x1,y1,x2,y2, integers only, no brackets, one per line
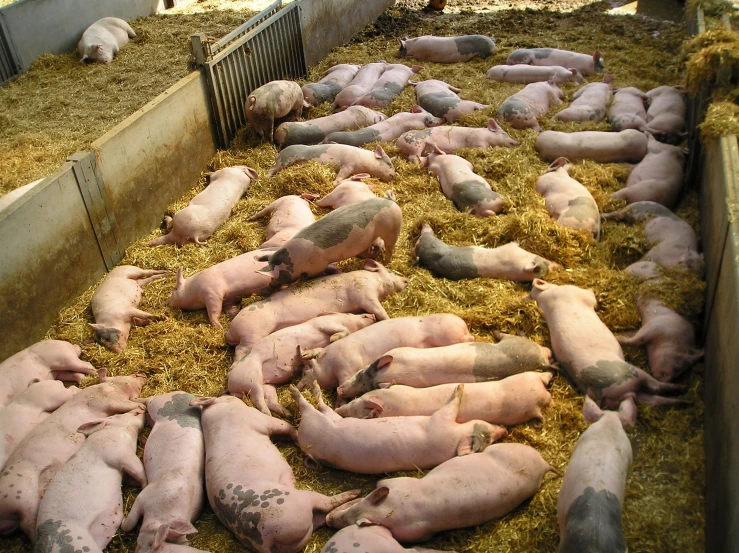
291,383,506,474
34,408,146,552
314,174,377,209
506,48,605,76
298,314,474,392
145,523,212,553
121,392,205,553
624,260,662,281
225,260,408,353
0,340,96,407
611,136,687,208
608,87,648,131
397,120,519,163
557,397,634,553
274,106,387,148
0,370,145,540
303,64,360,106
90,265,169,353
267,144,396,185
0,381,78,470
257,197,402,289
78,17,136,64
413,79,488,123
398,35,495,63
321,524,453,553
617,297,703,382
423,147,504,217
536,158,601,240
148,166,257,247
324,106,444,147
336,372,553,427
333,62,388,111
190,395,360,553
530,279,685,410
248,195,317,249
412,224,559,281
646,85,687,144
246,80,307,142
228,313,376,416
356,64,423,108
326,442,553,541
337,332,553,399
498,79,564,131
485,64,586,84
553,75,614,123
535,129,648,163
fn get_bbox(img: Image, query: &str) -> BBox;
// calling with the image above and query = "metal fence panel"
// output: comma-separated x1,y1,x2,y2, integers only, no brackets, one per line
0,15,21,86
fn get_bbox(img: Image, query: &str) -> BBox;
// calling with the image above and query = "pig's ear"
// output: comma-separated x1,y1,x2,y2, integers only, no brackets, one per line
593,50,601,62
603,74,614,84
617,396,637,429
167,519,198,541
363,259,381,272
487,119,501,132
356,518,376,527
389,156,397,163
256,264,272,274
367,487,390,505
77,419,108,436
374,145,386,159
524,261,539,274
570,69,578,76
375,355,393,371
151,523,170,552
189,396,219,409
351,173,371,181
365,398,384,418
96,367,109,382
547,157,568,172
244,167,259,181
582,396,604,424
411,105,423,113
411,65,423,73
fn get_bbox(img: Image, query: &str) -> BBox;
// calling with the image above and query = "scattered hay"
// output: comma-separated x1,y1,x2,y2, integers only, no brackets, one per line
685,30,739,96
686,0,736,17
699,100,739,139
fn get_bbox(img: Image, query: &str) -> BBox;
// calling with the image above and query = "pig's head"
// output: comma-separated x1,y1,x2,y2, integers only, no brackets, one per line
546,157,571,174
165,268,195,309
397,36,410,58
136,520,198,553
487,119,520,147
593,50,606,73
679,249,705,277
89,323,126,353
567,68,586,84
234,165,259,182
98,368,147,399
334,394,384,418
326,488,390,529
77,406,146,437
411,105,444,127
583,395,636,429
81,44,114,64
363,259,408,298
529,278,556,303
337,356,390,400
373,145,396,182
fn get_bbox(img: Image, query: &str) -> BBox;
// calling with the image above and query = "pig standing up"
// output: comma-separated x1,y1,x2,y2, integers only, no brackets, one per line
298,313,474,392
248,195,317,249
228,313,376,416
324,106,444,147
413,224,559,281
399,35,495,63
535,158,601,240
0,340,95,407
246,81,307,142
337,332,552,399
315,174,377,209
303,64,360,106
486,64,585,85
78,17,136,64
257,197,402,289
0,371,145,539
423,146,504,217
611,136,687,208
90,265,169,352
337,372,553,427
148,166,257,247
530,279,685,409
321,524,452,553
274,106,386,148
357,64,423,109
225,260,408,353
646,85,687,144
333,62,388,111
267,144,395,184
608,87,648,131
326,442,553,541
506,48,605,76
557,397,634,553
413,80,488,123
291,383,506,474
553,75,614,123
121,392,205,552
34,408,146,553
498,80,563,131
536,129,647,163
617,296,703,382
191,395,360,553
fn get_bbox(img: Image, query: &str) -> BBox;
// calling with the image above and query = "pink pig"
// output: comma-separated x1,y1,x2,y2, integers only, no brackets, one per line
274,106,386,148
144,523,212,552
303,64,360,106
608,87,648,131
553,74,613,123
315,174,377,209
486,64,585,84
324,106,444,147
413,79,488,123
246,80,307,142
356,64,423,109
645,85,687,144
398,35,495,63
536,129,648,163
333,62,388,111
321,524,454,553
506,48,605,76
498,79,563,131
248,195,316,249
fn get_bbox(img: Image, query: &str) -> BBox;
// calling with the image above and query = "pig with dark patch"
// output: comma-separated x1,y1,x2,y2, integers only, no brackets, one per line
148,166,257,247
557,397,634,553
486,64,585,84
225,260,408,355
608,87,648,131
303,64,360,106
535,158,601,240
267,144,396,184
337,332,553,399
333,62,388,111
646,85,687,144
324,106,444,147
326,442,553,541
530,279,685,410
314,174,377,209
356,64,423,109
298,314,473,393
624,260,663,281
274,106,386,148
536,129,648,163
413,79,488,123
78,17,136,64
506,48,605,76
227,313,376,416
248,194,317,249
291,383,506,474
423,147,504,217
121,392,205,553
257,197,402,289
321,524,452,553
498,79,563,131
413,224,559,281
246,80,307,143
398,35,495,63
553,74,614,123
191,395,360,553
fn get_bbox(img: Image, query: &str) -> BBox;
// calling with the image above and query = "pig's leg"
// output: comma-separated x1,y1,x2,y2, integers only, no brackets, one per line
616,324,659,347
120,488,148,532
128,268,169,285
358,297,390,321
635,392,690,407
106,399,149,414
359,237,386,260
130,308,160,327
265,415,298,442
264,385,293,418
305,489,363,529
147,232,177,247
334,165,358,184
204,293,226,328
636,368,685,395
289,385,316,417
312,382,343,421
52,371,87,383
120,455,147,488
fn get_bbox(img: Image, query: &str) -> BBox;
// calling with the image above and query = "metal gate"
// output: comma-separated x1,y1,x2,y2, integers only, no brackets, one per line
0,16,21,86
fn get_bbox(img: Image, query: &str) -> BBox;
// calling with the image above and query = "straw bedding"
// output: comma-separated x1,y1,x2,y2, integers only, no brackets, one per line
3,3,704,553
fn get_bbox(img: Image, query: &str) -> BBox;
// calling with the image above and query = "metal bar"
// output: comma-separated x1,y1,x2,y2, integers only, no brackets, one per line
222,57,239,143
211,0,282,56
0,16,21,86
